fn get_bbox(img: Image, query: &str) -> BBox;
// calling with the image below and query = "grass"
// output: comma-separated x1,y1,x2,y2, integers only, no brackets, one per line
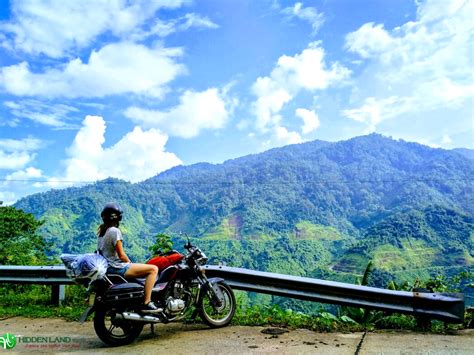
372,240,438,272
1,285,471,333
231,303,471,333
295,221,344,241
0,284,87,321
331,253,369,274
202,217,241,241
232,304,364,332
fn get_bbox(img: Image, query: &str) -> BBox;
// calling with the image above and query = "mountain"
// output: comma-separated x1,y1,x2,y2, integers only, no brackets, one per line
13,134,474,291
453,148,474,160
333,206,473,279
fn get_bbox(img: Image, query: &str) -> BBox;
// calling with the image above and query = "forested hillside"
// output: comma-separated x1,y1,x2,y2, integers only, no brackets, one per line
333,206,473,279
13,134,473,294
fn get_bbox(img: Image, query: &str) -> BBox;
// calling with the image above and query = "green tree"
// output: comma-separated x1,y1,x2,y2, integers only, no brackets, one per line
149,233,174,255
0,204,47,265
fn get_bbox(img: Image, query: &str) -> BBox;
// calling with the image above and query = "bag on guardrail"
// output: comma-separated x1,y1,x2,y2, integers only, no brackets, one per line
60,253,108,285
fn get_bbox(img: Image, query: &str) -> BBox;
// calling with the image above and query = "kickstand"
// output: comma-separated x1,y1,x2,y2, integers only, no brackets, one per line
150,323,155,334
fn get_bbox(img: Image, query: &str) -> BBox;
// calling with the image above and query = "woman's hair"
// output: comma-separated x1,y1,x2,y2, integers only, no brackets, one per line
97,220,119,238
98,203,123,237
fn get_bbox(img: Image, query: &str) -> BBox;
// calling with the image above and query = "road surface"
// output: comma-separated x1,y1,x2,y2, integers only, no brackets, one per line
1,317,472,354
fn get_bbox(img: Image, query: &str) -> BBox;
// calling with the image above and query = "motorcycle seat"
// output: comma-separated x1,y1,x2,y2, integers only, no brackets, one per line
127,277,146,285
106,273,158,286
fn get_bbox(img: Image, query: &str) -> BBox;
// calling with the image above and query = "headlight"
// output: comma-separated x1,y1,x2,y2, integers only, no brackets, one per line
196,253,208,266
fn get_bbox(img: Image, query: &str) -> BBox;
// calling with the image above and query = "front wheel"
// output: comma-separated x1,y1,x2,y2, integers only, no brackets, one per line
199,281,236,328
93,309,143,346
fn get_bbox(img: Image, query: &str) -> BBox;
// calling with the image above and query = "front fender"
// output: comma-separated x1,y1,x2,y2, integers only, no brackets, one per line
200,277,225,294
207,277,225,285
199,278,226,305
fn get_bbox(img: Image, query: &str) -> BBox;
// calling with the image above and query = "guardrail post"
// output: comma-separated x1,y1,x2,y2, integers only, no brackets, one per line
51,284,65,306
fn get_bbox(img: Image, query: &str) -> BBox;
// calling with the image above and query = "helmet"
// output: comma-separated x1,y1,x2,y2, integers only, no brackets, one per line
101,202,123,223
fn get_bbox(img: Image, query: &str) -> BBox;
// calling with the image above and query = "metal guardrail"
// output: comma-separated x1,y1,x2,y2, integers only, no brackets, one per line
0,265,73,284
204,266,465,323
0,265,465,323
0,266,72,305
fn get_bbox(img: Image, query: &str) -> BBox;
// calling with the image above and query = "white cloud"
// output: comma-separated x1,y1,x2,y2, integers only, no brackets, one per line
0,150,33,170
1,0,188,58
6,166,43,180
1,167,44,205
55,115,182,183
4,100,79,127
0,42,185,99
179,13,219,31
124,88,230,138
345,23,393,59
281,2,325,35
252,78,292,131
295,108,320,134
276,43,350,91
342,96,414,133
416,0,468,24
0,137,43,170
0,110,20,127
0,191,16,205
261,126,303,150
0,119,19,127
275,126,303,144
441,134,452,146
343,0,474,130
251,41,350,133
131,13,219,40
0,137,42,151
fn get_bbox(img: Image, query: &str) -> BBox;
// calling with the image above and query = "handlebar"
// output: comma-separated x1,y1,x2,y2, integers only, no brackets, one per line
183,233,193,250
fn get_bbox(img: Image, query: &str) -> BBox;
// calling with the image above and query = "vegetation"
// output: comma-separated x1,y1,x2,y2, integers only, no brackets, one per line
1,277,471,333
14,134,473,260
334,206,473,276
0,203,48,265
4,134,474,316
149,233,174,255
0,284,87,321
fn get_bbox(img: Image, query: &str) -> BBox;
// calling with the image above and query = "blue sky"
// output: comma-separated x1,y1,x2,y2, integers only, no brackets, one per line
0,0,473,204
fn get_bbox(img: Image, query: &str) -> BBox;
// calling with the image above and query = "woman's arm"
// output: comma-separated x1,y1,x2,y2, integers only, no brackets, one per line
115,240,131,263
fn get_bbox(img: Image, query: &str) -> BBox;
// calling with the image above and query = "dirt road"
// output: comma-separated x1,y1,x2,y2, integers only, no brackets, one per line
1,317,473,354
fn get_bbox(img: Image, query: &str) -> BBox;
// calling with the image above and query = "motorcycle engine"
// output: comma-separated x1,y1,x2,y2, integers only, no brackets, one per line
172,281,185,298
166,281,186,314
166,297,185,313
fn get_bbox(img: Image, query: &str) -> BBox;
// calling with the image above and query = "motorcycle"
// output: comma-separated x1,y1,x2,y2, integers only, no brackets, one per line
63,240,236,346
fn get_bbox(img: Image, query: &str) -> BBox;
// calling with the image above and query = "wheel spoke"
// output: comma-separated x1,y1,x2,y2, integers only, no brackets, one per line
94,309,144,346
203,286,233,322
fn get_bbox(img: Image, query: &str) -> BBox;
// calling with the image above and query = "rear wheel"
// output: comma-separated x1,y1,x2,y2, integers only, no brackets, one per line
199,281,236,327
93,309,143,346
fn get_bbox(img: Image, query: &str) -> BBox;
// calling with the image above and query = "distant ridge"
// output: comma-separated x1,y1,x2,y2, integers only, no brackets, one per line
453,148,474,160
13,134,473,291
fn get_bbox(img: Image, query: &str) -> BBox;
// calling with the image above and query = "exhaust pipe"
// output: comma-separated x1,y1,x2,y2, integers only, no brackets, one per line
115,312,163,323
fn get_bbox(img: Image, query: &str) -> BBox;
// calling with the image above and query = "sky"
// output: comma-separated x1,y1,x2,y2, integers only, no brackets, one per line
0,0,473,204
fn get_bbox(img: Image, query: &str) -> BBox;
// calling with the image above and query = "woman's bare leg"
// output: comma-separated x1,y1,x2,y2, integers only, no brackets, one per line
125,263,158,304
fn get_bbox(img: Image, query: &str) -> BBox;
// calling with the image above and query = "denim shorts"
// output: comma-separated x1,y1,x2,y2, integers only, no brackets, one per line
107,264,131,277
